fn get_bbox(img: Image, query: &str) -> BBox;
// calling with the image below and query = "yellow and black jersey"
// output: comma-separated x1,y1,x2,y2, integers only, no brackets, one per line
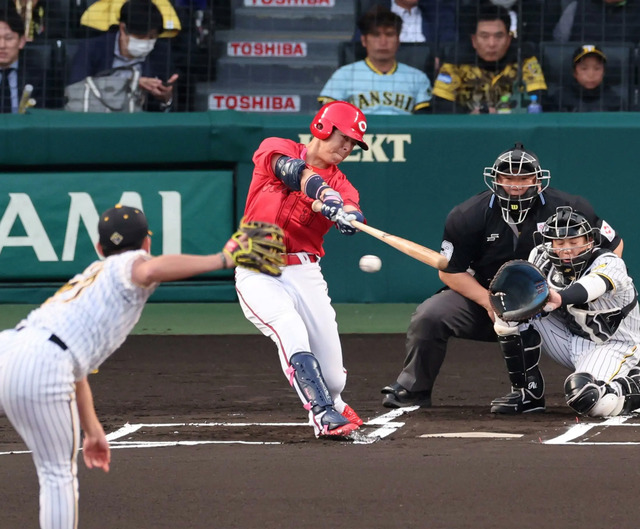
433,55,547,111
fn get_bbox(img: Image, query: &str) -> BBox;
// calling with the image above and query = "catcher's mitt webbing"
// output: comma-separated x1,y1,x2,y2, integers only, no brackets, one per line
488,260,550,322
223,218,286,277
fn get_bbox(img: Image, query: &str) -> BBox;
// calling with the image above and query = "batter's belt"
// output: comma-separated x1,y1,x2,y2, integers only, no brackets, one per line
284,252,320,265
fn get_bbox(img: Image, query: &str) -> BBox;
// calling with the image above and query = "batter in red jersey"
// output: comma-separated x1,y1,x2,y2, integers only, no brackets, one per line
236,101,367,439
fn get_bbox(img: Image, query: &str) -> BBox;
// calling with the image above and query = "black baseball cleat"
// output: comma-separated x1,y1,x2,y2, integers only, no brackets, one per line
381,382,432,408
490,389,545,414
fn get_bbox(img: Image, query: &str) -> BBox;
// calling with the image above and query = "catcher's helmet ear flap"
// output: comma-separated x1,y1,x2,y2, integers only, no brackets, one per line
311,101,369,150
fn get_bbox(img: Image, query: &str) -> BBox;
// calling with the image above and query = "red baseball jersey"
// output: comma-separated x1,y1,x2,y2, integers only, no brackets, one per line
245,137,360,256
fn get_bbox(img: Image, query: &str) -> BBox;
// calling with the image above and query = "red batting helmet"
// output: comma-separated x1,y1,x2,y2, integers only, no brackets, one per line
310,101,368,150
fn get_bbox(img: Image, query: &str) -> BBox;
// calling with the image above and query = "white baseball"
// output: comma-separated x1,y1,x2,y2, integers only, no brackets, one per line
359,254,382,273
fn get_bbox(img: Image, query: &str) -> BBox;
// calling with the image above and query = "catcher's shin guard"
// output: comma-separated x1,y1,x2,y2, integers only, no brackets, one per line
491,327,545,414
612,368,640,415
500,327,544,398
565,372,624,417
286,352,355,437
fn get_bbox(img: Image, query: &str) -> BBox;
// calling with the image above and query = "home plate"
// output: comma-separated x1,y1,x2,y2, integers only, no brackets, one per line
420,432,523,439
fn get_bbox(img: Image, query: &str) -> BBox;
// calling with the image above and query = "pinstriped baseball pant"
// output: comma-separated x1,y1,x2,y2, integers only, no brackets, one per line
532,313,640,382
0,328,80,529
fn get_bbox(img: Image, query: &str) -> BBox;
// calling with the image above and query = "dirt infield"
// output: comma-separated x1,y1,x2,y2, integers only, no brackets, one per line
1,334,638,529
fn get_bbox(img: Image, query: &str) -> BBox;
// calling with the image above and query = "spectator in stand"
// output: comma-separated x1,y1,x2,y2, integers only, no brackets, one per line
431,2,546,114
319,5,432,115
554,0,640,43
0,1,59,111
68,0,179,112
457,0,562,41
355,0,457,44
547,44,622,112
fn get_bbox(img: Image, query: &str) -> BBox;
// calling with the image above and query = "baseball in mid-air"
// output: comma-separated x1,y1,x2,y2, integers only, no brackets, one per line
359,254,382,273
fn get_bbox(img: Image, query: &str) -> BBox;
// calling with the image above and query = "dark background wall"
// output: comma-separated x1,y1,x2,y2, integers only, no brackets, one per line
0,110,630,303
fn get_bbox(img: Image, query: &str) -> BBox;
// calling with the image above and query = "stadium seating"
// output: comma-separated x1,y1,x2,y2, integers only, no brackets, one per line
540,41,635,111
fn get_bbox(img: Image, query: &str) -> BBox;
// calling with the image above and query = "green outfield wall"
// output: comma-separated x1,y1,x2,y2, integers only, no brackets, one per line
0,110,633,304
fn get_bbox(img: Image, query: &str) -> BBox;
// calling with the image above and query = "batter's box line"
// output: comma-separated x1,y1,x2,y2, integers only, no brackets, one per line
0,406,422,455
103,406,420,447
544,415,640,445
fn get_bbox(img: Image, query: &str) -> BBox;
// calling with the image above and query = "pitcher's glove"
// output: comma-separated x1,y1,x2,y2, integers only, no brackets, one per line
488,260,550,322
222,218,286,277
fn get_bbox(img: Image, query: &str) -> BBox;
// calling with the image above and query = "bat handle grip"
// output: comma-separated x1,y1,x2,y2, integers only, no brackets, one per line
311,199,322,213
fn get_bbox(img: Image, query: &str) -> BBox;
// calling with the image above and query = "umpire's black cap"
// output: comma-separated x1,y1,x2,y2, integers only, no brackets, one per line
99,204,151,255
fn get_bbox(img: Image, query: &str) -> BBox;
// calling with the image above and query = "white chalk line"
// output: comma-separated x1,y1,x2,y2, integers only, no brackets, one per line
544,415,640,445
0,406,421,455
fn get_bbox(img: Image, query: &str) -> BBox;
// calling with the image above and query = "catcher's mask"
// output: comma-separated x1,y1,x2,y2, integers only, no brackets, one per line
535,206,601,282
483,142,550,224
310,101,369,151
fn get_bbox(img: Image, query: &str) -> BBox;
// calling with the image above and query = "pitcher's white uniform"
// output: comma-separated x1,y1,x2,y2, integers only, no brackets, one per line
0,249,155,529
530,247,640,382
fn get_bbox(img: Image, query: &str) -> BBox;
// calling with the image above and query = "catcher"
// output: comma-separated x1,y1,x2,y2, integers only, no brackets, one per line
234,100,368,439
490,207,640,417
0,204,284,529
382,142,622,413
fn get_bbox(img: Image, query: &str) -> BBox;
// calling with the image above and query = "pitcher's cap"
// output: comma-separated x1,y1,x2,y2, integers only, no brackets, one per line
98,204,150,254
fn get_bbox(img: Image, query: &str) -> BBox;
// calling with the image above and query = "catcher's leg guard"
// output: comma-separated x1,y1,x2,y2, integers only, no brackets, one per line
611,368,640,415
286,352,356,438
491,327,545,414
565,372,625,417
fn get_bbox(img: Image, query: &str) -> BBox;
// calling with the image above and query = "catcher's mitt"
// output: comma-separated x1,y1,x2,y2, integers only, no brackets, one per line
488,260,550,322
223,218,286,277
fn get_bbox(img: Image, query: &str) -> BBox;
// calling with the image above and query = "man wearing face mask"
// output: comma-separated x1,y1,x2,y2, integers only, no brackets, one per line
68,0,179,111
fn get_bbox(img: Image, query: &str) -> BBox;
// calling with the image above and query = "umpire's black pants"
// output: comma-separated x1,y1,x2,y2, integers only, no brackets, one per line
396,288,497,393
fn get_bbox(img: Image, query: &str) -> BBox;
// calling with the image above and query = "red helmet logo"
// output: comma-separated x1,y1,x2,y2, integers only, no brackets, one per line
310,101,368,150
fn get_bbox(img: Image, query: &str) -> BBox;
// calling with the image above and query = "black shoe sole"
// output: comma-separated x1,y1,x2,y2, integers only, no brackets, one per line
490,404,546,415
382,394,432,409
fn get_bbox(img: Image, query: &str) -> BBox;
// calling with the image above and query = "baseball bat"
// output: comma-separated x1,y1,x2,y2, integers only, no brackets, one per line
311,200,448,270
18,84,33,114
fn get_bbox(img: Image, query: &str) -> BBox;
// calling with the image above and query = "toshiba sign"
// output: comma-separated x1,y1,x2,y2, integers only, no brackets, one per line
227,41,307,58
244,0,335,6
209,94,301,112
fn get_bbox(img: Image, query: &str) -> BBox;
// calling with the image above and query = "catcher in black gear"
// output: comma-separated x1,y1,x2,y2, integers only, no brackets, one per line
381,142,623,413
491,207,640,417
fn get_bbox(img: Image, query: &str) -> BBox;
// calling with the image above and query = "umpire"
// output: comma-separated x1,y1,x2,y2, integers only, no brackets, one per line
381,142,623,413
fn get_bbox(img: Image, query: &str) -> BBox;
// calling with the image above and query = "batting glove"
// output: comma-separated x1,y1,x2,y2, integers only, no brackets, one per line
320,190,344,222
336,210,364,236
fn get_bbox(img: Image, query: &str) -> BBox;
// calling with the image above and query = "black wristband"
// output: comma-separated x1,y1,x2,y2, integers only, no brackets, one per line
304,173,329,200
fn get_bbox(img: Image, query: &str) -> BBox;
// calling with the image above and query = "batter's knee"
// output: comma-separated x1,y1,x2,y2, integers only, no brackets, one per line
564,372,624,417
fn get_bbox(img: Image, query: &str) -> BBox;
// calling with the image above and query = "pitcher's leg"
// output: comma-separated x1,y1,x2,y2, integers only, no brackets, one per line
1,347,79,529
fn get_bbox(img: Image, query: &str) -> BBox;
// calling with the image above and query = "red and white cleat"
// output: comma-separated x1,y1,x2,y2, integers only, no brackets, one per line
313,406,360,439
341,404,364,426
